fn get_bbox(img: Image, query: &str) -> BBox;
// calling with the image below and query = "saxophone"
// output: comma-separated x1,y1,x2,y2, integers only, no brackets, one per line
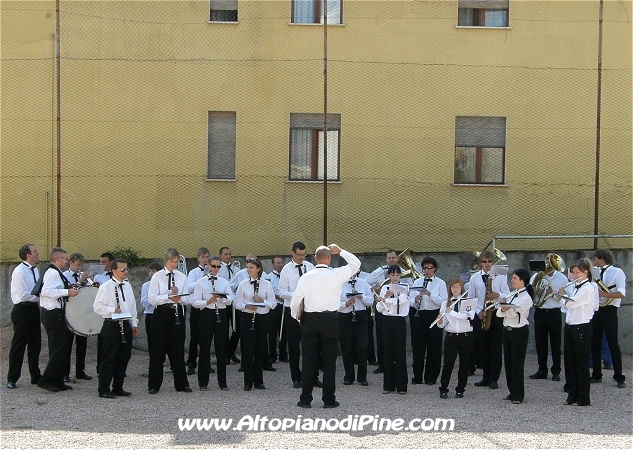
482,273,495,331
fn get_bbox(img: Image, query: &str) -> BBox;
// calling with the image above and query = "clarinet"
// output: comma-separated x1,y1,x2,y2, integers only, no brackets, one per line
350,279,357,323
414,278,430,318
250,279,259,331
170,274,180,325
114,284,126,344
211,276,222,323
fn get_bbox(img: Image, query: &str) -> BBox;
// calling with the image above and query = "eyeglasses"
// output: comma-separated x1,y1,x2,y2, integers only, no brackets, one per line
422,266,435,270
209,264,221,269
480,260,492,263
117,268,129,272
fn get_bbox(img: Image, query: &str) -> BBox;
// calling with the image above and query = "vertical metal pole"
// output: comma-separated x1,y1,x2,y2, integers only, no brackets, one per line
593,0,603,250
55,0,62,247
322,0,328,246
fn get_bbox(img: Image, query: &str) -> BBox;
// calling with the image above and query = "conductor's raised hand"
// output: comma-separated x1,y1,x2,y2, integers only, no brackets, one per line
328,244,342,255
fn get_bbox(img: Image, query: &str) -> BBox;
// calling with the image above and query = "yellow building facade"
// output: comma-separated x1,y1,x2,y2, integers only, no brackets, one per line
1,0,631,262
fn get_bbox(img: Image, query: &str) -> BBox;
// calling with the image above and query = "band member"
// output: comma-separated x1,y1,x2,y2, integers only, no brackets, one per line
38,248,78,392
376,265,409,395
497,269,533,404
93,258,138,398
437,279,474,399
279,242,316,388
559,259,595,406
235,258,276,391
338,270,373,386
7,244,42,389
590,249,626,389
93,252,114,374
264,256,285,368
62,253,92,381
217,246,241,365
292,244,361,408
186,247,210,375
191,256,232,391
408,257,447,385
140,262,162,354
529,253,568,381
469,251,510,390
147,248,192,394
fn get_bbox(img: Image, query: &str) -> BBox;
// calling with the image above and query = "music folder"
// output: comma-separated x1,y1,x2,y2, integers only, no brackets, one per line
168,292,191,298
389,284,409,296
346,292,362,297
457,297,477,312
529,260,547,272
87,264,105,277
111,312,132,320
245,302,267,307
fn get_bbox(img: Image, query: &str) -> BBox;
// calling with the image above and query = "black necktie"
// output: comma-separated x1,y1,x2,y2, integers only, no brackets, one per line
106,271,113,280
118,283,127,302
273,271,280,278
30,266,37,283
600,267,607,280
167,272,173,288
209,276,217,280
199,266,205,271
73,273,79,282
454,301,459,313
227,265,233,279
482,274,489,284
296,265,303,277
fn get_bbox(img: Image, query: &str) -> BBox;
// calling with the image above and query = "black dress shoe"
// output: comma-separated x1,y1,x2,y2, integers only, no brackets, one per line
279,357,289,363
368,360,378,366
293,380,302,388
552,374,561,381
238,366,244,372
411,378,422,385
76,373,93,380
178,387,193,393
489,382,498,390
31,375,42,385
440,392,448,399
99,392,116,399
113,389,132,397
373,366,383,374
186,367,196,375
359,380,369,386
474,379,490,387
7,382,16,389
590,377,602,384
455,392,464,398
148,389,158,394
343,379,353,385
425,381,436,386
38,383,60,393
529,370,547,380
617,381,626,388
230,355,241,363
297,401,311,408
209,366,215,374
255,384,266,390
314,378,323,388
60,384,73,391
225,357,231,365
324,401,340,409
467,369,475,376
63,376,71,383
244,386,252,391
263,366,277,372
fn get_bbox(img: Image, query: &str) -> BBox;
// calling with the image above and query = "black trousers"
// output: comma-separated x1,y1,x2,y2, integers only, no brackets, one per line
279,306,288,360
145,314,153,353
469,315,482,371
479,315,504,383
284,306,302,382
226,305,242,358
267,303,283,364
375,310,384,366
300,312,339,406
382,315,408,392
591,306,625,382
564,323,592,405
410,308,442,383
366,307,377,364
339,310,368,383
198,308,228,388
39,308,71,389
187,306,201,368
534,308,562,375
7,302,41,384
98,320,132,394
63,333,87,377
503,326,529,402
440,332,473,393
148,304,189,391
240,312,270,388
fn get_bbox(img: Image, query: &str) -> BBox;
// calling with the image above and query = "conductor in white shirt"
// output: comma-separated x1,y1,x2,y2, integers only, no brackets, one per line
291,244,361,409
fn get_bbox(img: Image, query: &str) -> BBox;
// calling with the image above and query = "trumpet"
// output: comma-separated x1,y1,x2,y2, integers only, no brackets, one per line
429,290,469,329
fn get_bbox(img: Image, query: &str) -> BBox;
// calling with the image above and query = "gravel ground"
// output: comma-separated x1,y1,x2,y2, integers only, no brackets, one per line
0,326,631,449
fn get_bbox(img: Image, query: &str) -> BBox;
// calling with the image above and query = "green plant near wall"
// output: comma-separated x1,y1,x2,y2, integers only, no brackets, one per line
109,246,148,267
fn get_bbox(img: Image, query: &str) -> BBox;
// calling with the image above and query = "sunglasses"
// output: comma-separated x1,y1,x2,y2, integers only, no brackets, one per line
117,267,129,272
481,260,492,263
209,265,222,269
422,266,435,270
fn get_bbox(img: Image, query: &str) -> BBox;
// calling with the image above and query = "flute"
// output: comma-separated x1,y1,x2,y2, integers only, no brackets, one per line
429,290,469,329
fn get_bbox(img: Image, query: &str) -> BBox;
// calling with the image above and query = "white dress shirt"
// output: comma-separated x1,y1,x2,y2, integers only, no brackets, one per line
496,289,532,328
191,275,233,310
63,269,82,286
530,270,569,309
468,270,510,314
562,281,596,325
148,268,190,306
187,265,208,294
217,262,237,281
10,262,39,304
235,278,276,314
598,265,626,308
140,280,155,314
93,279,139,327
290,250,361,318
375,284,409,317
437,297,475,333
40,266,72,310
279,260,315,307
229,268,268,292
93,272,113,286
408,275,448,311
339,276,373,313
264,270,283,303
365,265,413,288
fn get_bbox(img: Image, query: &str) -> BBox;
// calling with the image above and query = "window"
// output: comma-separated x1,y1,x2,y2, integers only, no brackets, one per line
458,0,508,27
289,113,340,181
454,116,506,184
207,111,236,180
292,0,342,24
210,0,238,22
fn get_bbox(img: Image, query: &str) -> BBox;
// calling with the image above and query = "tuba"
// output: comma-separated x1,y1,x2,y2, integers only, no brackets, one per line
533,254,566,308
593,267,615,307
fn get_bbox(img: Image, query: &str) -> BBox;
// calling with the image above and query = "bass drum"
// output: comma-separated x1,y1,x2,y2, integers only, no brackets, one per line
65,286,103,336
